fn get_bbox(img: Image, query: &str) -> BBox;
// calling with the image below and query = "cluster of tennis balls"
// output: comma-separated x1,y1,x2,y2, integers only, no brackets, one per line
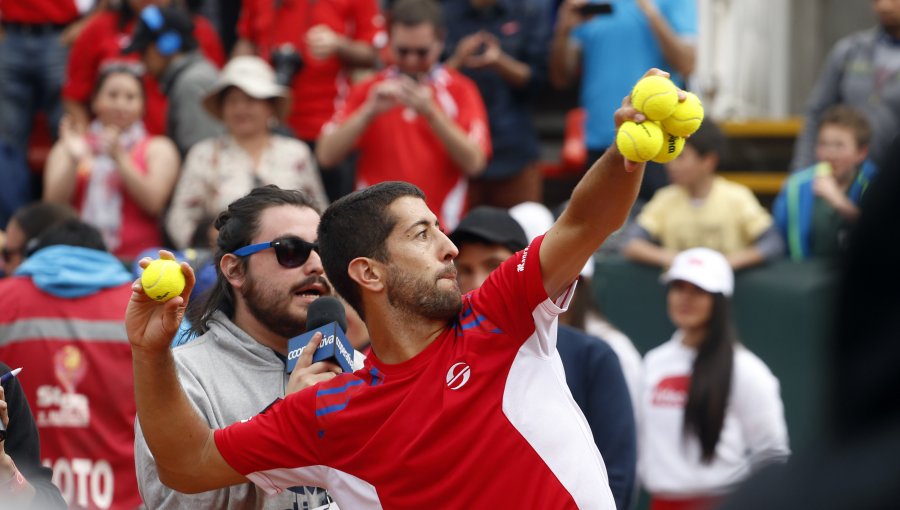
616,76,705,163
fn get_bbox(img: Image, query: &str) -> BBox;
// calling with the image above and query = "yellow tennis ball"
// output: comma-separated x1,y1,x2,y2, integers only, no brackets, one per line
141,259,185,302
616,121,664,162
661,92,705,137
631,76,680,121
652,131,686,163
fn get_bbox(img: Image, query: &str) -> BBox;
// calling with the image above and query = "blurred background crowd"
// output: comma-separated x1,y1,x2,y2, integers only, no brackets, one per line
0,0,897,509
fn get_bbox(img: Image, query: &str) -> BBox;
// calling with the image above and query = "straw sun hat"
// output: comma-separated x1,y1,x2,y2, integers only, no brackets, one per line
202,56,290,121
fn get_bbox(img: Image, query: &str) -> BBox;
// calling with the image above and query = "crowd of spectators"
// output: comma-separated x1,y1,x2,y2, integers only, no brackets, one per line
0,0,897,509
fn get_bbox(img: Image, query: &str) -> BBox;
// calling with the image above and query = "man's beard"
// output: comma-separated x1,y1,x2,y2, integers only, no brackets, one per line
386,263,461,321
242,272,332,339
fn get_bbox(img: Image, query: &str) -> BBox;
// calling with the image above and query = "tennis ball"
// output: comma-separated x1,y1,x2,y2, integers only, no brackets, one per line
661,92,705,137
814,161,833,176
141,259,185,302
652,131,686,163
616,121,664,162
631,76,680,121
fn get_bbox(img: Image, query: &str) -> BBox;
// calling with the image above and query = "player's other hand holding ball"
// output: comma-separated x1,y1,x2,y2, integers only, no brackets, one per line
126,250,195,353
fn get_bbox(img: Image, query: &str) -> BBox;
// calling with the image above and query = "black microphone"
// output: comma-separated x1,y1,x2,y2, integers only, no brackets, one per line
285,297,353,373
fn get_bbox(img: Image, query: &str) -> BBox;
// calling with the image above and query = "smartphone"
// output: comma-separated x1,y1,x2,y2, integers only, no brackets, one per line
577,2,614,16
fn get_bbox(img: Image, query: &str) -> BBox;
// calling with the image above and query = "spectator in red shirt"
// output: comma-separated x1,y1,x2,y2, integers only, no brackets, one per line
62,0,225,136
316,0,490,230
232,0,386,201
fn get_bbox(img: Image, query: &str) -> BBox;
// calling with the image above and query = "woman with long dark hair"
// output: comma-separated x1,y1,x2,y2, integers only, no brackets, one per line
639,247,790,510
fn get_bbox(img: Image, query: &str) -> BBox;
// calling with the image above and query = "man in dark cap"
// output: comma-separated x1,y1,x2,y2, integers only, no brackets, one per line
124,4,222,156
450,205,637,510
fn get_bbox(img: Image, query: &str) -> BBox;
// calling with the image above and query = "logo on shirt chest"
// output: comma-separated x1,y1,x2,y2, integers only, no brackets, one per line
445,362,471,390
652,375,690,407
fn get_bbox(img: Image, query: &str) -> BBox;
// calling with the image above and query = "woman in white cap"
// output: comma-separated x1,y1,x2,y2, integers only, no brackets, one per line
638,247,790,510
165,56,328,250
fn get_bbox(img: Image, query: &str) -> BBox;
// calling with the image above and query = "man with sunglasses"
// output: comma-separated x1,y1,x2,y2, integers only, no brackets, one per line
127,67,671,508
134,186,357,509
316,0,490,231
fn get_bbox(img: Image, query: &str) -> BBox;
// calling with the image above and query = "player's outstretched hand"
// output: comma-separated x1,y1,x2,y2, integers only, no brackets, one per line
125,250,195,353
613,68,687,172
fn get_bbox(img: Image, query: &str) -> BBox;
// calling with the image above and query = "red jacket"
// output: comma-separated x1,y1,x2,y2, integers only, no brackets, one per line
0,277,139,510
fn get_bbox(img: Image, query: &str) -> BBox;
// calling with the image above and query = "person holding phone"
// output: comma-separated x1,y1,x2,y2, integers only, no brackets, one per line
316,0,491,231
442,0,553,210
549,0,698,204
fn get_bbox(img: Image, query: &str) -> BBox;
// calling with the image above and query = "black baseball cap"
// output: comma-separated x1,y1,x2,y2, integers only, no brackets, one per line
122,5,197,55
450,206,529,254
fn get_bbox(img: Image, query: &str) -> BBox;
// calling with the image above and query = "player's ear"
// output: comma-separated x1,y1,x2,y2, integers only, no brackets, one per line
348,257,385,294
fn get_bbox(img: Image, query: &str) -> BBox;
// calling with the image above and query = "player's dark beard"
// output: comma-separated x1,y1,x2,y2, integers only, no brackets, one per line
386,263,461,321
242,272,332,338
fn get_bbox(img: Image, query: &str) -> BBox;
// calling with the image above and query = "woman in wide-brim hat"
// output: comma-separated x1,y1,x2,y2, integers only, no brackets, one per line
165,56,329,250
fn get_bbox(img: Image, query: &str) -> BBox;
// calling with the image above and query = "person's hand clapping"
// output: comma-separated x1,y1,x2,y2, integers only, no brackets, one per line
99,125,125,162
59,115,90,162
286,332,345,395
125,250,195,354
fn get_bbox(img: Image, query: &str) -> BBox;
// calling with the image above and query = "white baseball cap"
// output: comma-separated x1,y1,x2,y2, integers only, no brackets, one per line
202,56,289,121
661,247,734,296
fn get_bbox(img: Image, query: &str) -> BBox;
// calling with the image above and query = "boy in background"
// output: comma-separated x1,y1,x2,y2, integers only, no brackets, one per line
775,105,876,261
623,119,783,270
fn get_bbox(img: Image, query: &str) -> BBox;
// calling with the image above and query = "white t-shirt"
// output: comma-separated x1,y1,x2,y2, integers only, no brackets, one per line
638,332,790,497
585,313,642,414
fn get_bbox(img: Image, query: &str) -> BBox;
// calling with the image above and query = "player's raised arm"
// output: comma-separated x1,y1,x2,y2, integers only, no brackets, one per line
540,68,681,300
127,251,246,492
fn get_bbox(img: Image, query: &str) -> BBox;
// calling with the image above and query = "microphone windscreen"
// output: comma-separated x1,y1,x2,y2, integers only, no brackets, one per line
307,296,348,332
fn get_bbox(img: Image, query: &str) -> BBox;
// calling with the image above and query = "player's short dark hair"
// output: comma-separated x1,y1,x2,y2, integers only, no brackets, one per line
318,181,425,319
685,117,725,159
389,0,445,37
30,219,107,254
819,104,872,149
188,185,320,335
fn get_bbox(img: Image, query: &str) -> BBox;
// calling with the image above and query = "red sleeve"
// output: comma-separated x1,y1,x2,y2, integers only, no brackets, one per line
236,0,274,50
451,74,492,160
467,235,556,342
194,16,226,68
63,15,106,102
320,78,374,142
350,0,386,46
214,388,320,485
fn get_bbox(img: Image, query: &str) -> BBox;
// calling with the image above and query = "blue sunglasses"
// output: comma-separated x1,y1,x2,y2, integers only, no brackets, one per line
232,236,318,268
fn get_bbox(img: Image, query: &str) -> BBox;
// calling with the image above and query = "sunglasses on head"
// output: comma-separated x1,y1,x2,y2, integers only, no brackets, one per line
395,46,431,58
232,236,318,268
141,5,166,31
